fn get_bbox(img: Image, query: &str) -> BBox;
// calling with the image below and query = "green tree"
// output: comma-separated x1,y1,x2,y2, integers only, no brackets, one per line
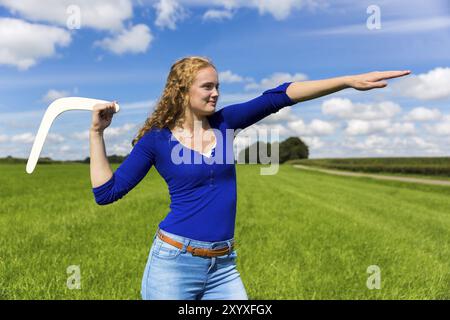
238,141,272,164
238,137,309,164
279,137,309,163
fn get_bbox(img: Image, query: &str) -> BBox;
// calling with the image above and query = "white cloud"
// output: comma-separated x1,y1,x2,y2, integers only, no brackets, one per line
348,135,389,153
385,122,416,135
60,145,71,152
95,24,153,55
11,132,35,143
302,136,324,149
425,117,450,136
47,133,65,143
218,92,262,106
0,132,63,157
154,0,188,30
409,137,439,151
238,123,291,139
395,67,450,100
219,70,246,83
404,107,442,121
251,0,305,20
0,0,133,31
72,123,137,141
341,134,440,155
0,18,71,70
42,89,71,103
121,99,156,110
322,98,402,120
308,119,336,135
109,139,133,155
287,118,336,136
104,123,138,138
366,135,387,149
286,118,307,134
72,131,90,141
233,117,329,153
202,9,233,21
0,110,43,131
261,107,297,124
344,119,415,136
245,72,308,91
176,0,324,21
345,119,391,135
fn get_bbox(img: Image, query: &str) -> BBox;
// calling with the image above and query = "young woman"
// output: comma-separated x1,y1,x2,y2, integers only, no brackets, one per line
89,56,410,300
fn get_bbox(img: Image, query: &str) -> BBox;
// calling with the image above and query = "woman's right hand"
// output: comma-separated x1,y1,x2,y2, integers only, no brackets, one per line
90,101,118,133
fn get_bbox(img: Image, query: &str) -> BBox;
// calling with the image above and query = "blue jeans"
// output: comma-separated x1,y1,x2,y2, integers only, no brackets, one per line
141,228,248,300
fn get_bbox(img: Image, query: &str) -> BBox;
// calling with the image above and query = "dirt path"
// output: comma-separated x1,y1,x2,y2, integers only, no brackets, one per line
293,164,450,186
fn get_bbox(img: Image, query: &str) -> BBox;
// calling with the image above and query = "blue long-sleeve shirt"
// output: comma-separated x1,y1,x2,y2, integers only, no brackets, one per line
92,82,296,241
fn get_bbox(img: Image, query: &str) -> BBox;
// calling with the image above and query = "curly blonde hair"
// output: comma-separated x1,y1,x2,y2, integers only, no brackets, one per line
131,56,216,146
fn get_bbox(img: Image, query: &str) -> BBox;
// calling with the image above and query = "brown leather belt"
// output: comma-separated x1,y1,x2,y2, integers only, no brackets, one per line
157,231,234,257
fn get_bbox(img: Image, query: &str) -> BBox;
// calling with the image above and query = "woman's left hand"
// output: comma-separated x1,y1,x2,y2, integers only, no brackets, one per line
346,70,411,91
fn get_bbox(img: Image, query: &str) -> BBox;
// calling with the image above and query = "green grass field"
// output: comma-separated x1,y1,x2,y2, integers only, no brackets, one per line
289,157,450,178
1,164,449,299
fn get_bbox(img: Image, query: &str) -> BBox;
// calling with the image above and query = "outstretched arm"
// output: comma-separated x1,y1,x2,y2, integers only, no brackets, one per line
286,70,411,103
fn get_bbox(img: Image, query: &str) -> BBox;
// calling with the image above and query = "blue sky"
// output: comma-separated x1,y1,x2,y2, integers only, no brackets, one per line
0,0,449,160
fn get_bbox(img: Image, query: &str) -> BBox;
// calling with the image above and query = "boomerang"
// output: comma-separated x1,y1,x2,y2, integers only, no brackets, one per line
26,97,120,174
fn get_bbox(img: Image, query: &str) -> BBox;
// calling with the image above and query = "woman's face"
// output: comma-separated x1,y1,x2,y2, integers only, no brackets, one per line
188,66,219,116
